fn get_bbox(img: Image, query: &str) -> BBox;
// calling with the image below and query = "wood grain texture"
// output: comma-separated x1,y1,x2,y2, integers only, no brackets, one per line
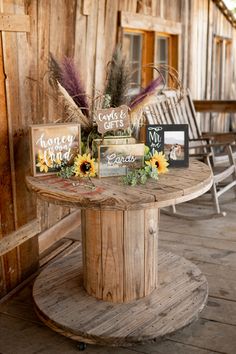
26,160,212,211
38,210,81,254
32,248,208,346
81,209,102,299
144,208,159,295
0,33,15,236
0,14,30,32
101,210,124,302
120,11,182,34
81,207,158,303
123,209,145,301
0,219,40,257
1,0,235,301
0,31,18,296
194,100,236,112
1,190,236,353
1,0,42,295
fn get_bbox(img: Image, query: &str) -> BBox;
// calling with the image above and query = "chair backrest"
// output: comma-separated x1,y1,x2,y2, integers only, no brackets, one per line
144,89,202,141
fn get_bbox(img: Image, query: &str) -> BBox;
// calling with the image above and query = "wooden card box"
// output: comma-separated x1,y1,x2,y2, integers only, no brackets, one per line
98,143,144,177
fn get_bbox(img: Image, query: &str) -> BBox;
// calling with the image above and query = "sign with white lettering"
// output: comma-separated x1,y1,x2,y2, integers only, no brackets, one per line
95,105,130,134
98,143,144,177
30,123,81,176
146,126,164,156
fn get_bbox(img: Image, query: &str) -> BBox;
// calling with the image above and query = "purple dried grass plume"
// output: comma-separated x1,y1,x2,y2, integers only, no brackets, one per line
60,57,89,117
129,76,163,110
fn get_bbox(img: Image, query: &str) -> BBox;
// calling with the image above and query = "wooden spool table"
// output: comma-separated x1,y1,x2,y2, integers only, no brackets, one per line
26,159,212,346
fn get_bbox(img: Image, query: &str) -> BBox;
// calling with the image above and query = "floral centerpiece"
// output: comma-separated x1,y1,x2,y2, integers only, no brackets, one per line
46,45,182,185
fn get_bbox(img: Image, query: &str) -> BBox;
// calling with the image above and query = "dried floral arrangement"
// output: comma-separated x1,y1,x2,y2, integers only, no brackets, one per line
46,45,182,184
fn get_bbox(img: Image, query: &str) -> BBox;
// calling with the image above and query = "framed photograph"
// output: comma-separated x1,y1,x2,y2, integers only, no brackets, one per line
98,143,144,177
146,124,189,167
30,123,81,176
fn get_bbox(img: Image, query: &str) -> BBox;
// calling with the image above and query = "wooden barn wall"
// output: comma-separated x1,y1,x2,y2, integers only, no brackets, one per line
0,0,235,297
231,27,236,130
185,0,236,132
0,0,39,297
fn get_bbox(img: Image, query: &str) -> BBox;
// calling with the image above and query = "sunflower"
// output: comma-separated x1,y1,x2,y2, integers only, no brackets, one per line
36,151,53,173
73,153,96,177
146,151,169,174
54,156,62,166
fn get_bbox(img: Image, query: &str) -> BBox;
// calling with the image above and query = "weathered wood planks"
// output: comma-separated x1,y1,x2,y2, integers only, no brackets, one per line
1,189,236,353
0,14,30,32
120,11,182,34
0,0,235,301
0,219,40,257
38,210,81,254
33,248,208,346
81,207,159,302
194,100,236,113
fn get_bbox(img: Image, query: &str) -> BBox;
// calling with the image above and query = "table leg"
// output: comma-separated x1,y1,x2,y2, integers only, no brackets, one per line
81,207,159,303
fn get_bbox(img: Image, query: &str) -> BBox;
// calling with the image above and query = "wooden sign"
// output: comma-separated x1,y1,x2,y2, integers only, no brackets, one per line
98,143,144,177
95,105,130,134
146,124,189,167
30,123,81,176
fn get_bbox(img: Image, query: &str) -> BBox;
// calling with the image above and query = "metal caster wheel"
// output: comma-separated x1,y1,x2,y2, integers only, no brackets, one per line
77,342,87,351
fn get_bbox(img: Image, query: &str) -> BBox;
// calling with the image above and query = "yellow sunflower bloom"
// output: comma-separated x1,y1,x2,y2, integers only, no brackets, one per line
36,150,53,173
36,160,49,173
37,150,45,161
146,151,169,174
54,156,62,166
74,153,96,177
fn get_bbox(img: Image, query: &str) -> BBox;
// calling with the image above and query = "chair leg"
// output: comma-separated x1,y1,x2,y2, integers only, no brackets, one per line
211,183,221,214
227,145,236,198
204,155,221,214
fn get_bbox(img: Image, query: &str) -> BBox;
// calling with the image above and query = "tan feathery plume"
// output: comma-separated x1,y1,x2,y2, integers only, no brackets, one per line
57,82,92,130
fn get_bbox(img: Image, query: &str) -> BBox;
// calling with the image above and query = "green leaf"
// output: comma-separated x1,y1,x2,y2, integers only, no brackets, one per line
57,165,75,179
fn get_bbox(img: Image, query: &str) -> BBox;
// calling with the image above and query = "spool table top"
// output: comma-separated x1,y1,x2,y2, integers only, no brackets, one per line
26,159,212,210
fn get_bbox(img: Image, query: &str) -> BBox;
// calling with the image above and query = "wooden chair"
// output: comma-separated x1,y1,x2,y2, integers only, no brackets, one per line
143,89,236,218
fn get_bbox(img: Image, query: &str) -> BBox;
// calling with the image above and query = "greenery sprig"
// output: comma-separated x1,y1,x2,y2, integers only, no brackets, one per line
57,165,75,178
122,146,169,186
123,165,158,186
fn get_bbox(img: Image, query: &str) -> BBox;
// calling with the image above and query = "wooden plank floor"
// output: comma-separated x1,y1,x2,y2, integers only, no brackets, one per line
0,191,236,353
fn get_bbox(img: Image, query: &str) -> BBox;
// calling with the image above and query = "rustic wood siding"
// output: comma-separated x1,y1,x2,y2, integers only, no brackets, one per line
0,0,235,297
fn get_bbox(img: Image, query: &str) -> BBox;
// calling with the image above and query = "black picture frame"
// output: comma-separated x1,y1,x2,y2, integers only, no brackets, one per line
146,124,189,167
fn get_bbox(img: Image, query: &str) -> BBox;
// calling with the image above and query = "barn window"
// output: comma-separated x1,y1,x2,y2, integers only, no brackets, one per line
123,31,143,92
123,29,178,92
155,33,178,85
156,35,169,66
213,36,232,99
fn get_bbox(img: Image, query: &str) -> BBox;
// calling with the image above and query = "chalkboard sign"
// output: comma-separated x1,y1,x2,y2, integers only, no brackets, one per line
98,143,144,177
30,123,81,176
95,105,130,134
146,124,189,167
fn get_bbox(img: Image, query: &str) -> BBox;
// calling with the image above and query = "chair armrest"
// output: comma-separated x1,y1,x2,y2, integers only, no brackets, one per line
189,152,212,158
189,142,234,149
202,132,236,143
189,137,212,142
